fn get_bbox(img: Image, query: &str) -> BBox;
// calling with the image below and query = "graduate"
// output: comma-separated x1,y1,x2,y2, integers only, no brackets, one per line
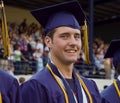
101,39,120,103
0,69,21,103
21,1,102,103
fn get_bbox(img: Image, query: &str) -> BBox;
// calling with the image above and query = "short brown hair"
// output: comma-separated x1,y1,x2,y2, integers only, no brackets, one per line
45,29,56,40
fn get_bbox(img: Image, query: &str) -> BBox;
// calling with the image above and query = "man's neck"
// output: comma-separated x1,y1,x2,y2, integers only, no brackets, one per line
50,57,73,79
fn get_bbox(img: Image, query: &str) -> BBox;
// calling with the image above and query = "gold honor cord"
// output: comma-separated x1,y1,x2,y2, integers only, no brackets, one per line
76,74,93,103
46,64,93,103
46,64,69,103
113,79,120,97
0,93,2,103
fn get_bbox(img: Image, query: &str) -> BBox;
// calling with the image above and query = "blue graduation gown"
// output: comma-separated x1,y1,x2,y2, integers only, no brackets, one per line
101,81,120,103
21,62,102,103
0,70,22,103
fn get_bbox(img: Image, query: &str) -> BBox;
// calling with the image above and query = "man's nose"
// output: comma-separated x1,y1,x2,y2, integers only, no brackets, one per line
69,37,77,45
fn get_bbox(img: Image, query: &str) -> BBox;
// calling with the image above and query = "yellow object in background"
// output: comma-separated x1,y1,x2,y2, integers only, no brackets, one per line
82,20,90,65
0,93,2,103
0,1,10,57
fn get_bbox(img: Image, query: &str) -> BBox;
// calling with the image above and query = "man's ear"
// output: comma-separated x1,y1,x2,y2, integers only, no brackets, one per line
45,36,52,48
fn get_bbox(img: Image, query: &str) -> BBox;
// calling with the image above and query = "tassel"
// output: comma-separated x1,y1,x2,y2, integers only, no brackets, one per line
0,1,10,57
0,93,2,103
82,19,90,64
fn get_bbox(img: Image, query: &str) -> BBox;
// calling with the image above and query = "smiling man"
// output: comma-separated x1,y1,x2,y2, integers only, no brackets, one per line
20,1,102,103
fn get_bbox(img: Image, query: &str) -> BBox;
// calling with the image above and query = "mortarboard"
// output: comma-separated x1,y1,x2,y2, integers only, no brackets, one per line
31,0,87,36
104,39,120,58
104,39,120,68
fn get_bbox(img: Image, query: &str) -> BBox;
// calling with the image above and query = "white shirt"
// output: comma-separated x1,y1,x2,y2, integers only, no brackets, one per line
117,75,120,81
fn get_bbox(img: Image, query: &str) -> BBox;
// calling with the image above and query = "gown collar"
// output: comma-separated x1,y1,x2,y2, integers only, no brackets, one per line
48,61,83,103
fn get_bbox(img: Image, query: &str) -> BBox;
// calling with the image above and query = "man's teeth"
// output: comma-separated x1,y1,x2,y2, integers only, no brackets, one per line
67,50,76,52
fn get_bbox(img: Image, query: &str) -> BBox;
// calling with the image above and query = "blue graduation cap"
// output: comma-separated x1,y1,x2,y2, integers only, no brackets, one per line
31,0,87,36
104,39,120,68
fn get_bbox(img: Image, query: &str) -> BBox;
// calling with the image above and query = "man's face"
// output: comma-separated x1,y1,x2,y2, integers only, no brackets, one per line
45,26,82,65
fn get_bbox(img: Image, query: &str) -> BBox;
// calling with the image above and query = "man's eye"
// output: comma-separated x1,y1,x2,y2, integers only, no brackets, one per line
75,35,80,39
61,35,68,38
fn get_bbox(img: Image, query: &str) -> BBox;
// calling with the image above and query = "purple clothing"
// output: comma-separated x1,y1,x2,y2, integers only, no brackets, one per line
21,62,102,103
0,70,22,103
101,80,120,103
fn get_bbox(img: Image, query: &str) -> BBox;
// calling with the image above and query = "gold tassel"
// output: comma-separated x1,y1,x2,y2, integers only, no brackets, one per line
0,93,2,103
82,20,90,64
1,1,10,57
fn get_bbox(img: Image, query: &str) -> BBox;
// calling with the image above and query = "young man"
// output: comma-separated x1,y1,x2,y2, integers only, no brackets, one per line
21,1,102,103
0,69,21,103
101,39,120,103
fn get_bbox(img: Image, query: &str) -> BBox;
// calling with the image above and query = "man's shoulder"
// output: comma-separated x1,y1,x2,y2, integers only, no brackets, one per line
24,68,54,85
80,75,94,84
21,68,61,92
101,83,120,103
0,69,18,91
80,75,100,92
0,69,15,80
101,83,115,96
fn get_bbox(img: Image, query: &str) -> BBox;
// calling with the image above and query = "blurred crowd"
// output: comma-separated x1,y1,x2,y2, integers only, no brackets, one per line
0,19,116,79
0,19,49,74
75,36,115,79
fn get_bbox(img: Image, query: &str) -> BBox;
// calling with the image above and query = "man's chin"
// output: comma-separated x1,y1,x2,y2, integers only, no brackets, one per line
67,59,77,64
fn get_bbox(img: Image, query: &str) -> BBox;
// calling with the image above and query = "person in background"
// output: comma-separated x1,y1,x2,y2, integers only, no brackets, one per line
6,61,15,77
101,39,120,103
19,77,26,85
43,46,49,67
33,48,43,72
21,1,102,103
0,69,22,103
